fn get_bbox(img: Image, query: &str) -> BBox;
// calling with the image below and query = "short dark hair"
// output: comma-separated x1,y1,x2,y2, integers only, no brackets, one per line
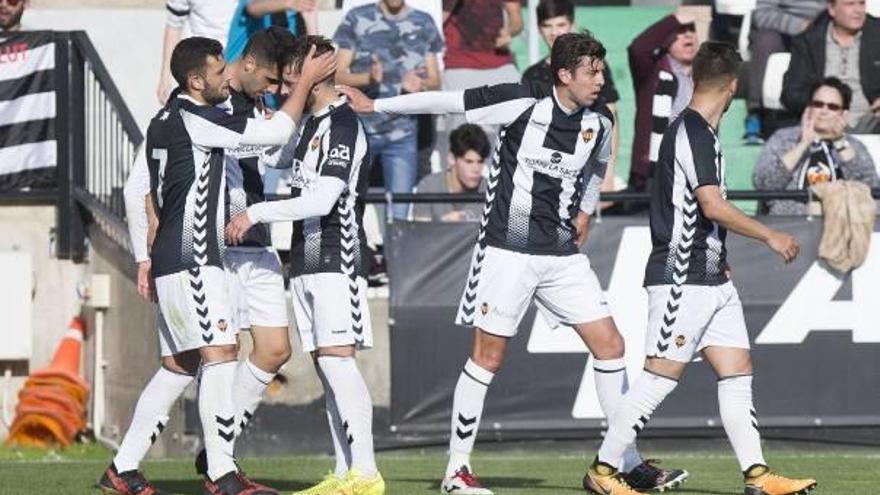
809,76,852,110
242,27,297,72
170,36,224,90
289,35,335,76
450,124,491,160
550,31,606,85
692,41,742,89
537,0,574,24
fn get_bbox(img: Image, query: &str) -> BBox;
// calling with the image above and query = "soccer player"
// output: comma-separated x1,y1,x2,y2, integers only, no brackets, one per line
582,42,817,495
339,32,686,494
99,36,332,495
226,36,384,495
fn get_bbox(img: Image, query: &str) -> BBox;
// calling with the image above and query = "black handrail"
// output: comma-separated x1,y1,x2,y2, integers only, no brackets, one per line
70,32,143,147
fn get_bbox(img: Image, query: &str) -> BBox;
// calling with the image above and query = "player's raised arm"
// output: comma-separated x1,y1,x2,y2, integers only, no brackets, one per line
338,82,542,125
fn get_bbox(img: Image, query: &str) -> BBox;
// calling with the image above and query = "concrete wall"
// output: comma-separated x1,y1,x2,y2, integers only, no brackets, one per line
0,206,85,439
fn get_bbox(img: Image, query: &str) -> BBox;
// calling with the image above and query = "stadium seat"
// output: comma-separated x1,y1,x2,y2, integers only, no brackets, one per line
851,135,880,177
762,52,791,110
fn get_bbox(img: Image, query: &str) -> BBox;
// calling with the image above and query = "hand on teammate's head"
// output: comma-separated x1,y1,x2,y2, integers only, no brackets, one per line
299,45,337,87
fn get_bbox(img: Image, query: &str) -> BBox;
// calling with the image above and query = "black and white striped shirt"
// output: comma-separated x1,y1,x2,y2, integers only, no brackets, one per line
644,108,728,287
376,83,613,256
248,99,371,278
147,92,294,277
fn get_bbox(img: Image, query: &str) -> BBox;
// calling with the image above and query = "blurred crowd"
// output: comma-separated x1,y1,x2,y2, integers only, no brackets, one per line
2,0,878,218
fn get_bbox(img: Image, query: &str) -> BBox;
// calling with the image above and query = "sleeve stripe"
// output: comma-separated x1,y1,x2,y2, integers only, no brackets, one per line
166,4,190,16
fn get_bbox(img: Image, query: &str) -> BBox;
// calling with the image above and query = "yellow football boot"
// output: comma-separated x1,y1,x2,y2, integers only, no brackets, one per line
744,465,817,495
582,459,642,495
337,469,385,495
291,471,345,495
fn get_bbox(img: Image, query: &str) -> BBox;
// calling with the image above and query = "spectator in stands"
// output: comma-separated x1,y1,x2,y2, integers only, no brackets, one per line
411,124,489,222
628,12,699,193
0,0,26,32
157,0,238,104
522,0,623,202
226,0,318,62
754,77,878,215
744,0,826,144
782,0,880,133
442,0,523,143
334,0,443,219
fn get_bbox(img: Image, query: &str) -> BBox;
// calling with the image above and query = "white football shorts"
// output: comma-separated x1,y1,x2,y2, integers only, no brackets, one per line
224,247,288,329
290,273,372,353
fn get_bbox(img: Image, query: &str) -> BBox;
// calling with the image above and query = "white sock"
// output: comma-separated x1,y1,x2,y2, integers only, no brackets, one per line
232,359,274,437
199,360,238,481
593,358,644,473
718,374,766,472
446,359,494,477
598,371,678,469
317,356,377,477
316,363,352,478
113,366,193,472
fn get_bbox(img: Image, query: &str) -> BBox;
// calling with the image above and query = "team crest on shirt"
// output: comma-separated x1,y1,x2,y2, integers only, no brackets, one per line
310,137,320,150
480,303,489,315
217,319,228,332
675,335,686,348
582,129,594,143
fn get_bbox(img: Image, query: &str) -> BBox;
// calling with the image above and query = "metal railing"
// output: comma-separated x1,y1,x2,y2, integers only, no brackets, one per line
50,31,143,262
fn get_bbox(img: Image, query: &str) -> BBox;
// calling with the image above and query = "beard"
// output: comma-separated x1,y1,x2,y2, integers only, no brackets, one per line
203,85,228,106
0,8,24,30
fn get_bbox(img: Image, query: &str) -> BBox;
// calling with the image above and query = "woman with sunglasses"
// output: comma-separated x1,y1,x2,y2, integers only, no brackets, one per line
753,76,878,215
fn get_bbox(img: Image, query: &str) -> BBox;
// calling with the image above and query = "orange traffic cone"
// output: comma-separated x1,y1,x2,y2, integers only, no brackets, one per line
6,317,90,448
30,316,89,389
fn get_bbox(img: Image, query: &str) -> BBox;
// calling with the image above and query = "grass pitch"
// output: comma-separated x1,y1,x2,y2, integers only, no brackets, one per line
0,444,876,494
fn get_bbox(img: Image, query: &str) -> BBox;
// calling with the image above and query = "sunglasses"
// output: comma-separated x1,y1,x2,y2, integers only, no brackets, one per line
677,22,696,34
809,100,844,111
1,0,24,6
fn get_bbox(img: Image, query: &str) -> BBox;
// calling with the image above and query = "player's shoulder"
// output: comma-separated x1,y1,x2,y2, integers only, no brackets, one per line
679,109,716,147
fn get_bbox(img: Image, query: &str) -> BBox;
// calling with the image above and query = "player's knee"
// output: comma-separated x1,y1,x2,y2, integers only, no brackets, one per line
200,344,238,363
162,352,199,376
471,347,504,372
257,342,291,370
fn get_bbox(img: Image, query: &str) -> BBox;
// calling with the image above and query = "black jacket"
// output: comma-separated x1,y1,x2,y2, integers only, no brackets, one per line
781,12,880,115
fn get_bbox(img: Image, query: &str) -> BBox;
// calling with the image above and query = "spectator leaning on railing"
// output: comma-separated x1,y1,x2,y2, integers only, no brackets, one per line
744,0,825,144
627,12,698,193
781,0,880,133
333,0,443,220
411,124,489,223
0,0,26,32
754,77,878,215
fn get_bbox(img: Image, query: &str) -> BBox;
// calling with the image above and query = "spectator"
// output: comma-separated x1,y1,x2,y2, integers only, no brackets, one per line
521,0,622,202
745,0,825,144
442,0,523,143
334,0,443,219
0,0,26,32
781,0,880,132
411,124,489,222
754,77,878,215
628,12,698,193
225,0,318,63
157,0,238,103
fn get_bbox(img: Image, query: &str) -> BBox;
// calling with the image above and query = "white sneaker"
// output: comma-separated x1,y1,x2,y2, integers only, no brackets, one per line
440,466,494,494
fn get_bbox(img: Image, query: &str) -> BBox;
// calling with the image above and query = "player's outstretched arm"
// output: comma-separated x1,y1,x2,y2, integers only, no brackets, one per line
695,185,800,263
337,85,465,115
225,176,347,245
